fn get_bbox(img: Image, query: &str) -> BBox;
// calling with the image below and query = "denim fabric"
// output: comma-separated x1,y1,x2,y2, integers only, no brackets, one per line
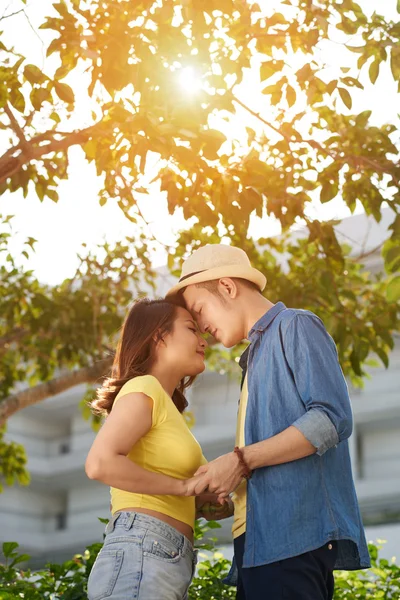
225,303,370,585
235,533,337,600
87,512,198,600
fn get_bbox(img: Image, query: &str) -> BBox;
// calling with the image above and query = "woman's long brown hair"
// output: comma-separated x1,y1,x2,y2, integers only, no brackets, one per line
91,299,194,416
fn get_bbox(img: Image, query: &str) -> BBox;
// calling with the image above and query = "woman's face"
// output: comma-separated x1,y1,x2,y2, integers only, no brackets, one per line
160,306,207,377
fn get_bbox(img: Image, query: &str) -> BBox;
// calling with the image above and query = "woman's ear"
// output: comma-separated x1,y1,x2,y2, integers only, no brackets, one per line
152,331,165,346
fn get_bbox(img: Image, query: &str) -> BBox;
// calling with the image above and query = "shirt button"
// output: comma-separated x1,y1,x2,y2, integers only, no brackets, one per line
328,543,333,550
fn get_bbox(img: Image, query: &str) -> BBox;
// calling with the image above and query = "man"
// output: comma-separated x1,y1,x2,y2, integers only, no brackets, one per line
166,244,370,600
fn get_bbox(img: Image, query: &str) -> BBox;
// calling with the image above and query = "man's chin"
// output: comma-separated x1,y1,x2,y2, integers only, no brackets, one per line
229,333,246,348
217,335,239,349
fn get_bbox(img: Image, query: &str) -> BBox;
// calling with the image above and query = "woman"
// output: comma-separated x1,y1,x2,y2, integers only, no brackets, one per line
85,298,232,600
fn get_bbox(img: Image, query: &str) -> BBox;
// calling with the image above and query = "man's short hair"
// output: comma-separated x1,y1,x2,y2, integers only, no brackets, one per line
168,277,262,308
195,278,262,296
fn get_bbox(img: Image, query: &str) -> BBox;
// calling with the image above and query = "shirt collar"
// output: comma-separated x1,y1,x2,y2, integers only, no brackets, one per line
248,301,287,341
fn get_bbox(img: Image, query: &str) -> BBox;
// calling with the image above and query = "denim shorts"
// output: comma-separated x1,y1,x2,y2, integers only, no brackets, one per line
87,511,198,600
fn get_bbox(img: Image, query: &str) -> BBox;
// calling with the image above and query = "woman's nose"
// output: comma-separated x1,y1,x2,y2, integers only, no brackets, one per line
199,336,208,348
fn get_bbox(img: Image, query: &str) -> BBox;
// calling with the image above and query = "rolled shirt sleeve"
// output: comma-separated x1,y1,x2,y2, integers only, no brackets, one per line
284,313,353,456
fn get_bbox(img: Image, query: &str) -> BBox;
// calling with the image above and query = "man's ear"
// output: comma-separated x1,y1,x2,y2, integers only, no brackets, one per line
218,278,238,299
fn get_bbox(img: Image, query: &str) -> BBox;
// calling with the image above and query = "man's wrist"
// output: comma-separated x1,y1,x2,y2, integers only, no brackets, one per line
242,444,258,471
233,447,253,479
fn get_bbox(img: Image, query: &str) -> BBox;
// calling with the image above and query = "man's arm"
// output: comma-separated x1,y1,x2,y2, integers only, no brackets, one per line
242,425,315,470
188,312,351,497
188,428,316,497
284,312,353,456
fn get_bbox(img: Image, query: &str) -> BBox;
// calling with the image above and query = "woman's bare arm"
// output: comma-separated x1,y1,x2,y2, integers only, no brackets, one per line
85,392,188,496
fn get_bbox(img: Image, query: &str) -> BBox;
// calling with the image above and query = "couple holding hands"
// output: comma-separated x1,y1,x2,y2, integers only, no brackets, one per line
85,244,370,600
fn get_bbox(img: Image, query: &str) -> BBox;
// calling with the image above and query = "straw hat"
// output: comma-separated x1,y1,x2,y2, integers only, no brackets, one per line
166,244,267,298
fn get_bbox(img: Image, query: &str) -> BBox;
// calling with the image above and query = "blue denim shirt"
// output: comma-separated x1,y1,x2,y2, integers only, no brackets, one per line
225,302,370,585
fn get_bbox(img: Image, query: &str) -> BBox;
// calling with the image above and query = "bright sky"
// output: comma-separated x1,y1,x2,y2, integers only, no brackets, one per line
0,0,398,285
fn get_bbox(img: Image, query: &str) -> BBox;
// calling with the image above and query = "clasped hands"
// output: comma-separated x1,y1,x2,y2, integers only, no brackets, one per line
185,451,245,502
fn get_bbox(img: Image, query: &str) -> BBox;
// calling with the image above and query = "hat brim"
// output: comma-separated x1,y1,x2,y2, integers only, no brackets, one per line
166,265,267,298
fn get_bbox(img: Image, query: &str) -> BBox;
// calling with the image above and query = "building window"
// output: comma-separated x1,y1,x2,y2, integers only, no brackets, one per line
56,513,67,530
59,442,70,454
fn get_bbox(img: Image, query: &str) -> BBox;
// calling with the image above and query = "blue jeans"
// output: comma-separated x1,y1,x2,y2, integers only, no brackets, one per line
87,511,198,600
234,533,337,600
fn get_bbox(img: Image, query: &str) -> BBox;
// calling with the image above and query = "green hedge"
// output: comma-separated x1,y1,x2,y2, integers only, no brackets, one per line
1,520,399,599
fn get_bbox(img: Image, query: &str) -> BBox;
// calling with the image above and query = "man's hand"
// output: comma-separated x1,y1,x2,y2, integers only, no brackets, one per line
185,452,244,497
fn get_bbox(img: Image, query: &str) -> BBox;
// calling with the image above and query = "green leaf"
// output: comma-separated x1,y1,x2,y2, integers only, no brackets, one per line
2,541,19,557
30,87,50,111
47,38,61,57
387,276,400,303
320,181,339,203
9,88,25,113
326,79,338,95
50,111,61,123
338,87,352,110
10,553,31,567
296,63,313,83
355,110,371,127
375,347,389,369
341,76,363,89
384,245,400,274
46,189,59,203
260,61,275,82
369,58,380,84
201,129,227,160
54,81,74,104
24,64,45,84
267,12,287,26
286,84,296,107
390,46,400,81
350,349,362,377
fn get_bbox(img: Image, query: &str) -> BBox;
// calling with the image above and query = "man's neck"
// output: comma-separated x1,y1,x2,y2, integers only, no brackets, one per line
244,296,275,338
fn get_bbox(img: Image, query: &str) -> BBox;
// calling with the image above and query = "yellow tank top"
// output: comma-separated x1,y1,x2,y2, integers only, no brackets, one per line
232,374,248,538
110,375,205,528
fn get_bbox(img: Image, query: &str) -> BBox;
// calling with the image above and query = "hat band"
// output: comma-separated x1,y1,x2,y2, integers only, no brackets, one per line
179,269,205,282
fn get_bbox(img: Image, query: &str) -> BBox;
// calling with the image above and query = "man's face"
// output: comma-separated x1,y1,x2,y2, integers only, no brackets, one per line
182,284,245,348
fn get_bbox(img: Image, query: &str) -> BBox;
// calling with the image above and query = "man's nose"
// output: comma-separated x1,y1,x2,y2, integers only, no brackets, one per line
202,323,210,335
196,320,207,335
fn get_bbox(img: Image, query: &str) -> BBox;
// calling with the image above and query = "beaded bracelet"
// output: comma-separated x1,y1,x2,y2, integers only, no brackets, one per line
234,446,252,480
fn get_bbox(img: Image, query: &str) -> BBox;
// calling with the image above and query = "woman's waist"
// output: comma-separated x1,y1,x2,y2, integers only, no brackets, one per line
111,488,195,511
111,493,195,536
109,508,195,546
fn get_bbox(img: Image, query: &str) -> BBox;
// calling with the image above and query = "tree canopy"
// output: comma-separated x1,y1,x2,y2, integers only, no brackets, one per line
0,0,400,487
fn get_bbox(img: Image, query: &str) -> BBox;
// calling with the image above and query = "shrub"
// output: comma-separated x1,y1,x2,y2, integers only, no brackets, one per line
1,520,399,599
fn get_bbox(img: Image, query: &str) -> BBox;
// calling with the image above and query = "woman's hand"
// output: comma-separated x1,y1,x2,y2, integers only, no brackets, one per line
196,495,234,521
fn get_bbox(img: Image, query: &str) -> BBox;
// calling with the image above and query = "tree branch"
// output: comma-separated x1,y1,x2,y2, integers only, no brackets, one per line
0,8,24,21
352,241,385,262
4,103,28,147
231,93,293,143
232,94,399,188
0,356,113,425
0,123,102,185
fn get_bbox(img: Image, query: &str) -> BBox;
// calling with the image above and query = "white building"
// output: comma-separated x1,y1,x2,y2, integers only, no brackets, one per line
2,210,399,567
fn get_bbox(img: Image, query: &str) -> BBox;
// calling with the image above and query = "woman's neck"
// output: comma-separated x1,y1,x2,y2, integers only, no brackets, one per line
147,364,181,398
